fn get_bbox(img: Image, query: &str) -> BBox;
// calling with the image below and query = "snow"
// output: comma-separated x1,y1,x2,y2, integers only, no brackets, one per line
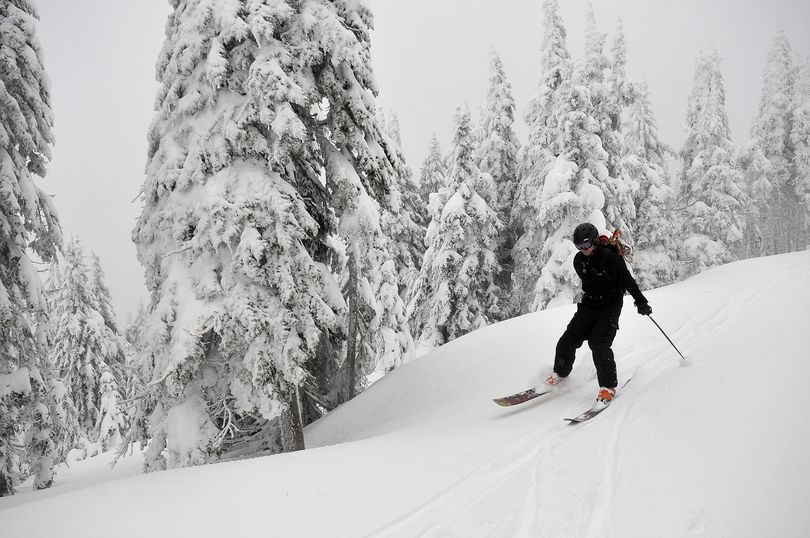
2,251,810,537
0,368,32,398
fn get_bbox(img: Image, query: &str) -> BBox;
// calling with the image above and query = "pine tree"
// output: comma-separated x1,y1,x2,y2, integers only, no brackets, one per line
89,253,117,333
412,106,501,346
95,368,125,451
479,49,520,317
47,236,126,445
378,111,426,307
576,6,636,241
310,2,413,402
132,1,339,468
512,0,572,313
410,134,447,315
130,1,408,469
750,29,800,254
678,50,746,274
791,54,810,248
329,152,411,401
419,134,447,202
622,81,678,289
738,141,773,257
608,19,633,112
0,0,66,495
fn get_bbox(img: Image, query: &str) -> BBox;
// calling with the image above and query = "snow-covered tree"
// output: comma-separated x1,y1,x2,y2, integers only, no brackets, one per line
622,81,678,289
378,111,426,306
678,50,746,274
330,153,411,401
791,54,810,248
738,141,773,257
131,0,409,469
608,19,633,112
123,300,148,348
47,236,126,445
310,3,413,402
512,0,572,313
132,1,339,468
95,368,125,451
0,0,66,495
89,253,117,333
479,49,520,316
419,133,447,203
481,50,519,222
575,6,636,241
412,106,501,346
749,29,800,254
514,0,571,221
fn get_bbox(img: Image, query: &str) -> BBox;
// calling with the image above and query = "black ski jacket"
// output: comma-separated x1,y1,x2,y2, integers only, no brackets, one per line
573,246,648,308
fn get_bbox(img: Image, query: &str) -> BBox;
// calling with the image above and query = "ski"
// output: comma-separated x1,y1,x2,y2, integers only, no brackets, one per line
564,400,610,423
564,378,631,424
492,387,552,407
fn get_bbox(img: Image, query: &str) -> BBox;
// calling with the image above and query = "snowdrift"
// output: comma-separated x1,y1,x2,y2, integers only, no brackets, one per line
2,251,809,537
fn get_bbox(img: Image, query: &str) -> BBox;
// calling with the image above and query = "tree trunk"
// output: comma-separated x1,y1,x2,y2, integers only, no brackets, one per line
0,470,12,497
280,386,305,452
345,248,359,401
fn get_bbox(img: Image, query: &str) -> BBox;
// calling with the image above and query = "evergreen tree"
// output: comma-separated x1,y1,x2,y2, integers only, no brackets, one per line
791,54,810,248
409,133,447,315
412,106,501,346
512,0,572,313
419,134,447,202
95,368,125,451
608,19,633,112
622,81,678,289
47,236,126,445
311,3,413,403
749,29,800,253
0,0,66,495
378,110,426,307
678,50,746,275
130,1,407,469
123,300,148,348
479,49,520,317
89,253,117,333
330,152,411,401
738,141,773,257
576,6,636,241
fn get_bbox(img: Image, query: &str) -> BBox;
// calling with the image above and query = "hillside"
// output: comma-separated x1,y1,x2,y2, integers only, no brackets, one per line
2,251,809,537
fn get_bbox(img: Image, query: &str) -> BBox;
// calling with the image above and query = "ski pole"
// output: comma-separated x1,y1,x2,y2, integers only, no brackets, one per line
647,315,688,361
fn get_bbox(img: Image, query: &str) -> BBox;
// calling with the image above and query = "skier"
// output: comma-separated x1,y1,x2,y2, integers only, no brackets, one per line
545,223,652,403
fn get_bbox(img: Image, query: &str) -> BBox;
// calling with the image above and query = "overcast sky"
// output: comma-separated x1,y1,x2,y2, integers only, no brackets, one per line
33,0,810,322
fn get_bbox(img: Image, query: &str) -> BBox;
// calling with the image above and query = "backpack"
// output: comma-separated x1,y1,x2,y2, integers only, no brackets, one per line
598,229,632,261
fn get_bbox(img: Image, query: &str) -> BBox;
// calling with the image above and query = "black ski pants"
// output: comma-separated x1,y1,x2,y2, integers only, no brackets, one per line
554,302,622,388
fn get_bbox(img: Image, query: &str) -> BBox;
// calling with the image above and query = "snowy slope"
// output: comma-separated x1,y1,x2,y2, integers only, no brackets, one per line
2,251,809,537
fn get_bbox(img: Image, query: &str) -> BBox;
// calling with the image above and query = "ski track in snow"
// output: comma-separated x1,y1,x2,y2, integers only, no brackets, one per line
368,400,570,537
648,377,712,536
370,344,678,538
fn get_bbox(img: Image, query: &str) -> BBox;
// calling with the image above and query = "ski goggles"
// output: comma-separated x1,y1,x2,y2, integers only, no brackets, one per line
574,239,594,250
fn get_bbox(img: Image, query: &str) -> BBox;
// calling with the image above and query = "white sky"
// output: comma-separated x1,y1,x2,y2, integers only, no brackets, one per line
33,0,810,321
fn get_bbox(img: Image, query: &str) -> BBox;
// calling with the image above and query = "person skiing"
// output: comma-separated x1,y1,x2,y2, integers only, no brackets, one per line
545,222,652,403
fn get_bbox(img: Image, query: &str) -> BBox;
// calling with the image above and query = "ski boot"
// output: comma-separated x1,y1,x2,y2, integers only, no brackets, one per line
597,387,616,403
546,373,566,387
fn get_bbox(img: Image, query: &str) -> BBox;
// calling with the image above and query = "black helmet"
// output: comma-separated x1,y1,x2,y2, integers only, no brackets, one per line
573,222,598,249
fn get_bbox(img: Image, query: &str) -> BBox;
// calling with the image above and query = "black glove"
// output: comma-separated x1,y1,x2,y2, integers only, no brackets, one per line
636,301,652,316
